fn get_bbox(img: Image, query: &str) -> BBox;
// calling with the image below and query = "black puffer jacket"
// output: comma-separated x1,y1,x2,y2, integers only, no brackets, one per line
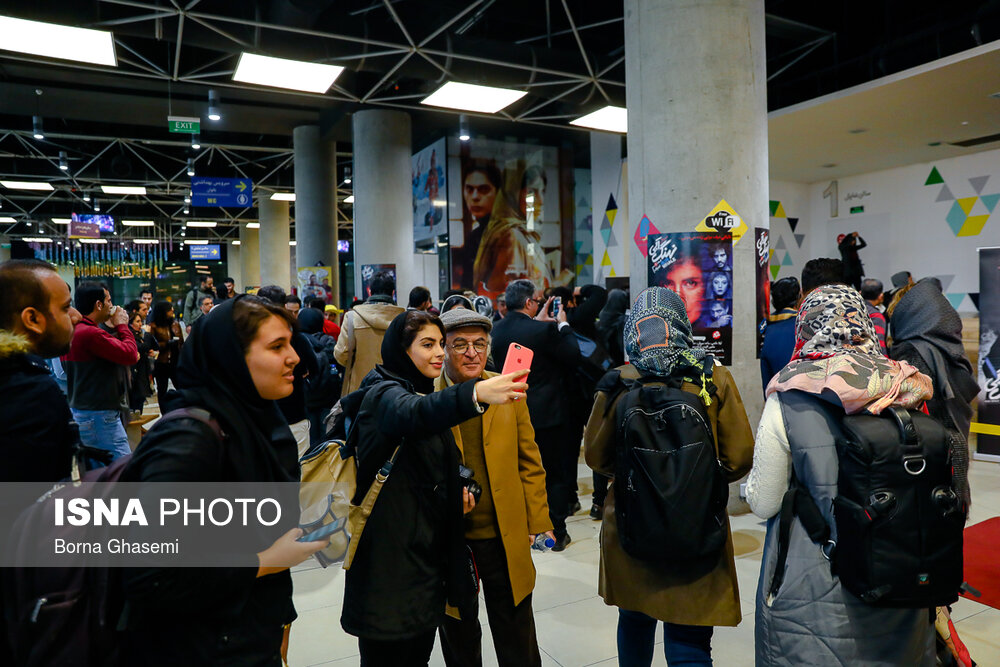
340,366,481,640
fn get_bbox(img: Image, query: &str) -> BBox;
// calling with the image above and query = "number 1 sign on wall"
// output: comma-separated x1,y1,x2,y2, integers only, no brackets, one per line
823,180,839,218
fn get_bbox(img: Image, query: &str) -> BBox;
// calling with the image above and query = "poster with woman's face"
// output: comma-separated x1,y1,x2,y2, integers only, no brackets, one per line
648,231,734,365
412,139,447,244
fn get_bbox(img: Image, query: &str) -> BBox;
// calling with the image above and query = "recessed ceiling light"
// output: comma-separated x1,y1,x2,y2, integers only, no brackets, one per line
0,216,16,223
231,240,241,245
421,82,527,113
184,239,209,244
570,106,627,133
270,192,296,201
821,163,837,168
2,180,54,190
848,128,868,134
187,221,217,228
133,239,159,244
79,238,108,244
101,185,147,195
961,121,970,126
233,53,344,93
122,220,154,226
51,218,71,224
928,141,942,146
246,222,260,229
22,237,52,243
0,16,116,67
344,195,355,204
289,240,297,246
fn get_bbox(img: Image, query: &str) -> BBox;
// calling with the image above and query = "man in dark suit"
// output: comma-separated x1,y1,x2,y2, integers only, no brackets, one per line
492,279,581,551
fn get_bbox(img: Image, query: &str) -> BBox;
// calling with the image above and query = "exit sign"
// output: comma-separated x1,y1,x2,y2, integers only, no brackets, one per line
168,116,200,134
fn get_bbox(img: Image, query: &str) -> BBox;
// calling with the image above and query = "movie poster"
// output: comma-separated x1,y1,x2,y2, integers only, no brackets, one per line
647,231,734,365
297,266,334,303
449,138,574,297
977,247,1000,458
360,263,396,301
412,138,447,246
755,228,770,358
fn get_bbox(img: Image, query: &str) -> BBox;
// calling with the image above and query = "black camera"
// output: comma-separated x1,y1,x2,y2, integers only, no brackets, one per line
458,465,483,504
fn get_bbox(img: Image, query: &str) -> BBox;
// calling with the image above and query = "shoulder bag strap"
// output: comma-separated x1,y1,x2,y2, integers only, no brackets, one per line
766,469,833,605
342,444,402,570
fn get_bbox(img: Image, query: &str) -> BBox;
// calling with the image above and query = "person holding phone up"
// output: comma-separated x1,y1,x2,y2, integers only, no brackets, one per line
492,279,582,551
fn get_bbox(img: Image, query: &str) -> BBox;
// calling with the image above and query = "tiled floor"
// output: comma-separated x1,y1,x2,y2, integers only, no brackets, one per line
285,457,1000,666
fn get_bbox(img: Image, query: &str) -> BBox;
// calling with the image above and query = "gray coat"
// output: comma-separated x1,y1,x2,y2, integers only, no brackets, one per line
754,390,934,666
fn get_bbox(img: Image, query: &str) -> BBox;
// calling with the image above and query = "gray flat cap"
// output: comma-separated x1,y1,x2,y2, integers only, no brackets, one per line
440,307,493,333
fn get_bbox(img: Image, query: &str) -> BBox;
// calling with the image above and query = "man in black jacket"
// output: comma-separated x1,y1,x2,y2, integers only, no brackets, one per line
492,279,581,550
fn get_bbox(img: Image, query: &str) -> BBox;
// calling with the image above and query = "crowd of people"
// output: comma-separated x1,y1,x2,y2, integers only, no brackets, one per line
0,248,980,666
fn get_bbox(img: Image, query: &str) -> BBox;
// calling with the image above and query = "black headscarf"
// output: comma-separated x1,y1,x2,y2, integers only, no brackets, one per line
297,308,325,335
166,296,298,483
379,311,439,395
597,288,629,365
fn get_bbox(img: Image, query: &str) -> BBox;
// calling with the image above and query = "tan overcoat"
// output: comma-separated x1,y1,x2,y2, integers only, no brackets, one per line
584,364,754,626
435,371,553,606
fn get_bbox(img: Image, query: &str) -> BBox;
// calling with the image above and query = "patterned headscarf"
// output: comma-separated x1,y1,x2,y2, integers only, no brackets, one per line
766,284,932,414
625,287,715,404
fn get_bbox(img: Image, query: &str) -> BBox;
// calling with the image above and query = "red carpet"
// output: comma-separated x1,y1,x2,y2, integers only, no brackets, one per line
960,517,1000,609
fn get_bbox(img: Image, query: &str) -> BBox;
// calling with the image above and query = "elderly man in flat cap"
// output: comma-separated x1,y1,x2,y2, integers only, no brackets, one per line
435,308,554,667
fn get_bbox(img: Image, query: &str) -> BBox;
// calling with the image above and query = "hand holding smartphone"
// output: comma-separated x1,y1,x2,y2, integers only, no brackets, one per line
501,343,533,384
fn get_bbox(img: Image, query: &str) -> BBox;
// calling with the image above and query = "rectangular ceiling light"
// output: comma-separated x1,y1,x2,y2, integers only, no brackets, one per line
0,216,16,223
184,239,209,244
289,240,297,246
270,192,296,201
233,53,344,93
101,185,147,195
0,16,116,67
23,237,53,243
79,238,108,244
246,222,260,229
133,239,159,244
570,105,628,133
122,219,154,227
231,240,241,245
2,180,54,191
187,220,217,227
421,82,527,113
51,218,72,224
343,195,355,204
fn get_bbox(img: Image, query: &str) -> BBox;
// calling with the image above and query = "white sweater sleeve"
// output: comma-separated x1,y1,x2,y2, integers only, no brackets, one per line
746,394,793,519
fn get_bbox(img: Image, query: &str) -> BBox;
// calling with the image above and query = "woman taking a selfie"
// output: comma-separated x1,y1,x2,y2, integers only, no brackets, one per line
121,296,326,665
339,309,529,666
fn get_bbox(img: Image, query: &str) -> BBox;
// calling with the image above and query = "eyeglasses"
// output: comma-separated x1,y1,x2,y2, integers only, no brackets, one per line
449,340,488,354
532,298,546,306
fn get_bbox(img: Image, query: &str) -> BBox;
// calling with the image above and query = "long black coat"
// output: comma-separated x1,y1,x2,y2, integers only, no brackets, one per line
341,367,481,640
491,312,581,430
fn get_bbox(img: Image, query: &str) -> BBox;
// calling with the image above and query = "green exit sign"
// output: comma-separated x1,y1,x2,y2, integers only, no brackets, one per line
168,116,200,134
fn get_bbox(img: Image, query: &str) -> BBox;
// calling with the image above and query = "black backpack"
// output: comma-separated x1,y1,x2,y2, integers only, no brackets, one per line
609,371,728,562
304,332,342,412
768,405,965,608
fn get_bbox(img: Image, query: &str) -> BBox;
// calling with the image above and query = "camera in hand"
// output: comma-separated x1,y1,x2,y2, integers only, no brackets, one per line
458,465,483,504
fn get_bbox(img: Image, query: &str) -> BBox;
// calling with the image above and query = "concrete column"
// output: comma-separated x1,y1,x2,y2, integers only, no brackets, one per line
227,242,242,292
294,126,339,304
352,110,413,301
259,198,290,290
625,0,769,425
239,224,260,289
0,238,10,263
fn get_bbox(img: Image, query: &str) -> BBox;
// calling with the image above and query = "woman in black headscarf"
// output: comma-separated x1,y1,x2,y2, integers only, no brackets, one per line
889,278,979,509
121,295,326,666
339,309,528,666
597,288,629,367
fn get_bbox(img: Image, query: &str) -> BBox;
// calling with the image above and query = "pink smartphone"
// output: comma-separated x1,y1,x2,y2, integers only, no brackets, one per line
501,343,533,379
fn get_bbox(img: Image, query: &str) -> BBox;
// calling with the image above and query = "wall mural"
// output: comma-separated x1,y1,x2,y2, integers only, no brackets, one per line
573,168,594,285
767,199,804,281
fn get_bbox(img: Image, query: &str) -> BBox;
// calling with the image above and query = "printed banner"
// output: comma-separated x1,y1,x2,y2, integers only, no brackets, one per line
648,231,734,365
755,228,770,358
977,247,1000,458
360,264,396,301
412,138,447,245
297,266,334,303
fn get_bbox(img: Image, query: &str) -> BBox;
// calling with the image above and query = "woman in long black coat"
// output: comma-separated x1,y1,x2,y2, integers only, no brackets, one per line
339,310,527,666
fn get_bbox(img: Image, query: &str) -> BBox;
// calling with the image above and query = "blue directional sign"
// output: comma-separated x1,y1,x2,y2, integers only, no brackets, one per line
190,177,253,208
188,244,221,260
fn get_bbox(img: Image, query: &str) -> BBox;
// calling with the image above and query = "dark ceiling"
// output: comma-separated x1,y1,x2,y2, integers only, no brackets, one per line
1,0,998,242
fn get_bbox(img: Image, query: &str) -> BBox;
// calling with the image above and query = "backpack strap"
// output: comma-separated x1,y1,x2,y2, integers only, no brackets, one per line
157,407,226,442
766,469,834,605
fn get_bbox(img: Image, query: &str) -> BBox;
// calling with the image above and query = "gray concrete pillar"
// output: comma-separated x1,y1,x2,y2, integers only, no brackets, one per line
227,242,242,292
239,224,260,289
259,198,290,290
352,110,413,301
625,0,769,425
294,126,339,305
